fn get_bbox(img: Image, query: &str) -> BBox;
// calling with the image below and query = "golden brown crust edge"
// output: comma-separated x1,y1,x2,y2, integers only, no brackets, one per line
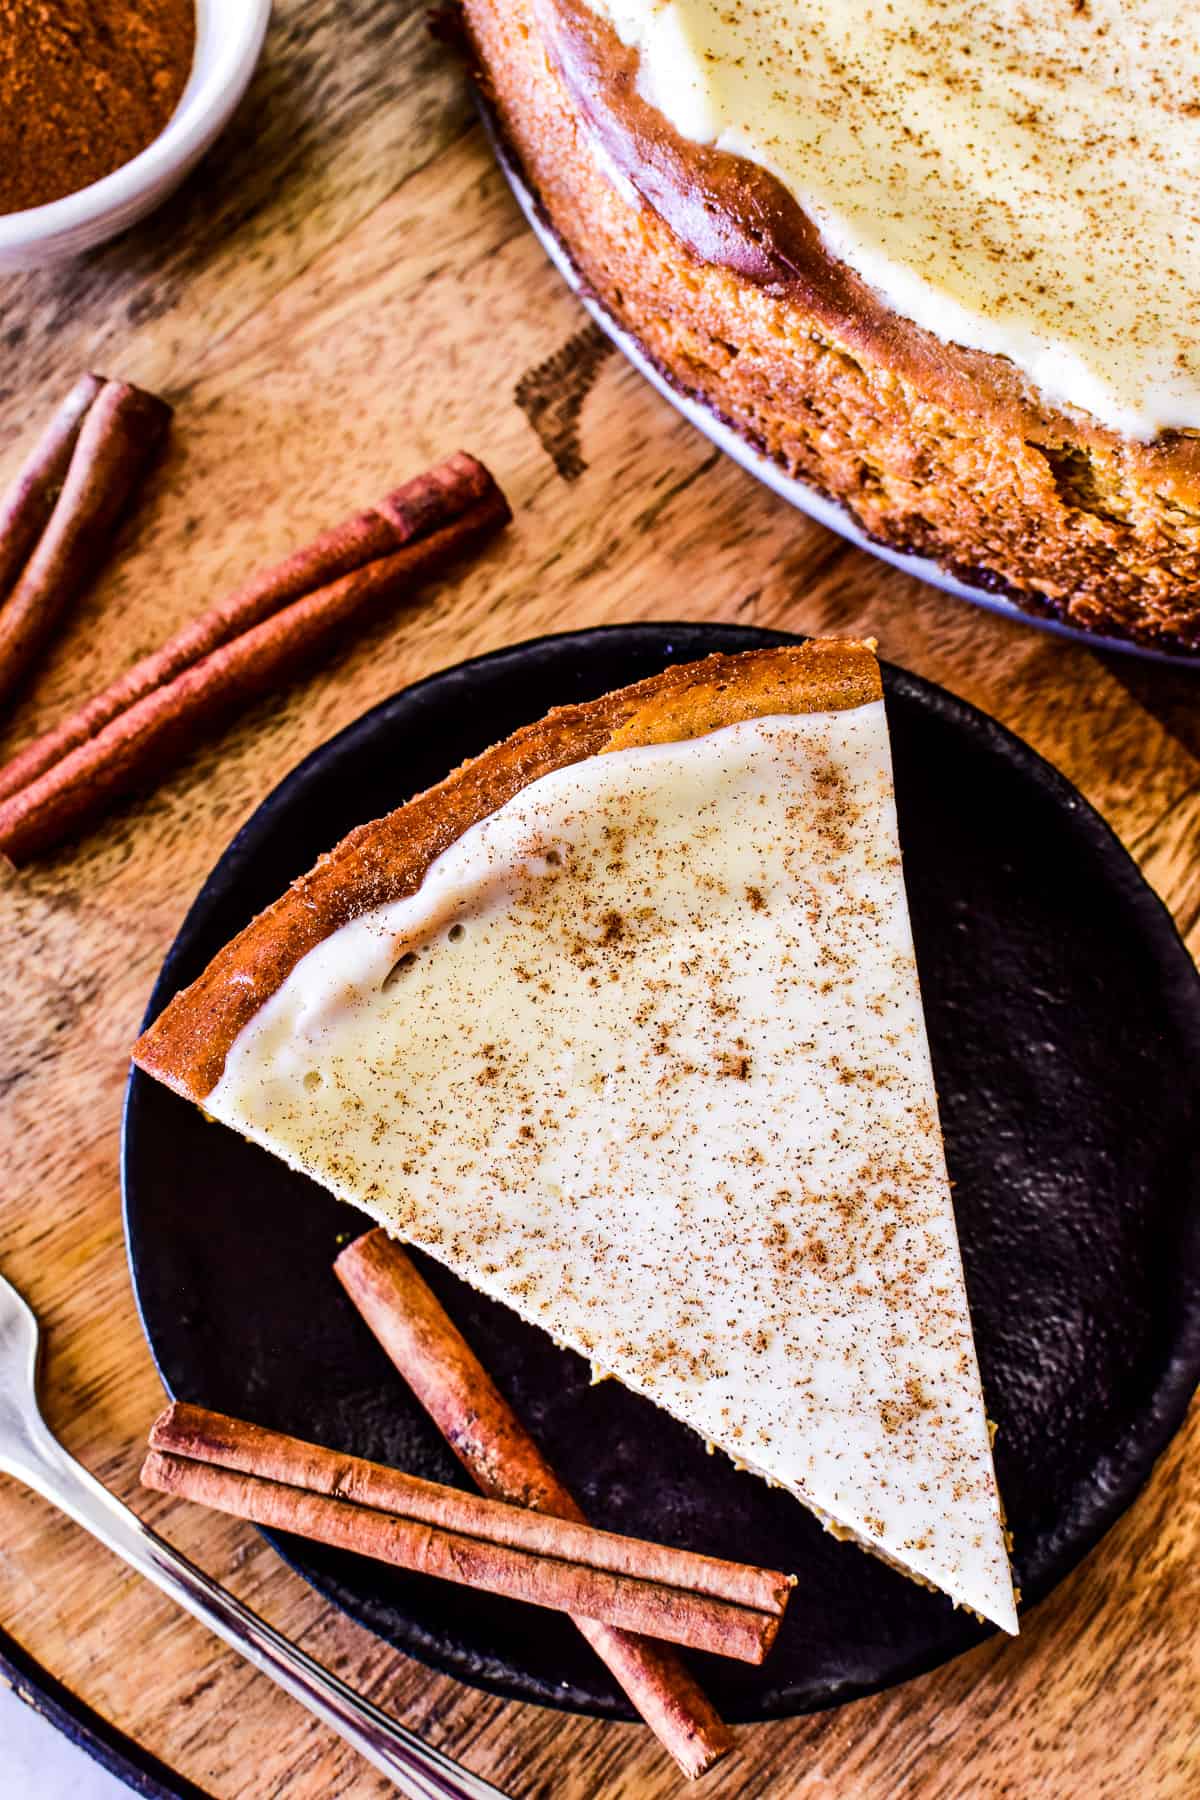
133,642,881,1101
541,0,1200,488
459,0,1200,648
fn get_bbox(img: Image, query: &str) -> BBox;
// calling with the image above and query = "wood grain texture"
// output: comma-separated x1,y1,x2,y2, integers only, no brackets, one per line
0,3,1197,1795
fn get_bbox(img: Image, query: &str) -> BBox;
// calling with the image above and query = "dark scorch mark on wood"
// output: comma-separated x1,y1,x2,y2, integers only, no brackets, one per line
1097,653,1200,768
514,322,615,482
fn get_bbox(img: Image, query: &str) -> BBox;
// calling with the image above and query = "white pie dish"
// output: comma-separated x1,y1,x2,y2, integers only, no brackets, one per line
0,0,272,271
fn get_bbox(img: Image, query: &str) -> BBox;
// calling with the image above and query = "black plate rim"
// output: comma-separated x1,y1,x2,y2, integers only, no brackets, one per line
122,621,1200,1722
0,1625,208,1800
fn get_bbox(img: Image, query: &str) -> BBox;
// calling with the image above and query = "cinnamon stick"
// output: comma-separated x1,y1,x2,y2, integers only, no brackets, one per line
335,1230,742,1779
0,452,499,806
0,379,171,712
0,466,509,861
142,1409,786,1662
0,374,104,599
151,1403,788,1618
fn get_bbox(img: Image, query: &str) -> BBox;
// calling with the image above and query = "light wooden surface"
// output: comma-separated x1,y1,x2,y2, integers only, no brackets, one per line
1,4,1197,1795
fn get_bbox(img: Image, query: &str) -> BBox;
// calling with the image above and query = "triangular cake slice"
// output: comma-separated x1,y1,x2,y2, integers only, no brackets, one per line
135,641,1018,1633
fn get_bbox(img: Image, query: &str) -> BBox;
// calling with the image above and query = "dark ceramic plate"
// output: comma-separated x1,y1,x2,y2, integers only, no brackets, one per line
123,623,1200,1721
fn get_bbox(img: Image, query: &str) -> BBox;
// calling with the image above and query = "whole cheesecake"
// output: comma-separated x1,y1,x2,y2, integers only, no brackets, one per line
458,0,1200,649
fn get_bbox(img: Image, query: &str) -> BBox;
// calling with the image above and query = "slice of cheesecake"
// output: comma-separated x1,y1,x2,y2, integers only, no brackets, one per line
135,641,1018,1634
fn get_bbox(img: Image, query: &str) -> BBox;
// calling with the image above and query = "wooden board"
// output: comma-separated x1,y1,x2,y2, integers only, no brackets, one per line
0,3,1197,1794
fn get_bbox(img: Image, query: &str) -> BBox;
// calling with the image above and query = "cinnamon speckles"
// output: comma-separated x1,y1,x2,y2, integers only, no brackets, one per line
210,702,1016,1630
599,909,626,945
881,1375,937,1436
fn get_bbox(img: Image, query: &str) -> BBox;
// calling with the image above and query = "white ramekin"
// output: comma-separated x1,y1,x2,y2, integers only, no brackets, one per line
0,1,272,271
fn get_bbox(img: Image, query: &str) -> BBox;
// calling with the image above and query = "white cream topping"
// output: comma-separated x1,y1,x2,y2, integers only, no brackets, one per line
583,0,1200,438
210,707,1017,1632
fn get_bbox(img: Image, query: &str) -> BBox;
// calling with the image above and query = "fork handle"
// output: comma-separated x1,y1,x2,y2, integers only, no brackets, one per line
12,1423,509,1799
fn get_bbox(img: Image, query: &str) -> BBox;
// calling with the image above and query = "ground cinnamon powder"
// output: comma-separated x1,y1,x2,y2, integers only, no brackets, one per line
0,2,196,215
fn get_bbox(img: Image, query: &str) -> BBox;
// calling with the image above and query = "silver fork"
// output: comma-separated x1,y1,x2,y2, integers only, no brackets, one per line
0,1267,509,1799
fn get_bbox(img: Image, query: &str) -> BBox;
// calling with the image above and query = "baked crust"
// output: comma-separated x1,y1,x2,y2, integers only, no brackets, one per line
460,0,1200,648
133,641,881,1101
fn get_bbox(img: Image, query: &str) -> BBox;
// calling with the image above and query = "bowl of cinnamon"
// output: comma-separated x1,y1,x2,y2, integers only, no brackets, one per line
0,0,272,270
